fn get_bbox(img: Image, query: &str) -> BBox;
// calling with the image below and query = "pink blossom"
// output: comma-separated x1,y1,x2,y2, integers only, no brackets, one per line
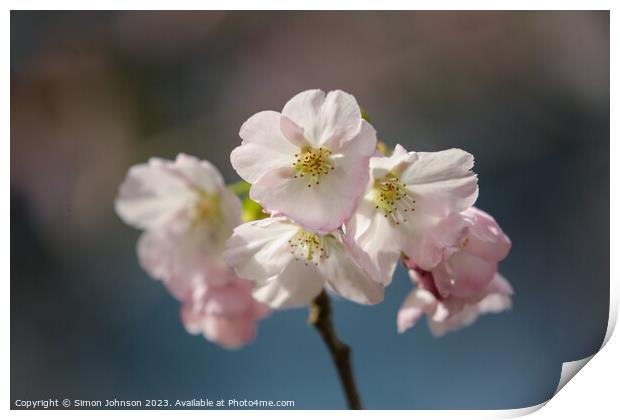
137,226,232,301
432,207,511,298
115,153,241,235
115,153,242,297
181,277,271,349
115,154,270,348
397,266,513,336
230,89,377,233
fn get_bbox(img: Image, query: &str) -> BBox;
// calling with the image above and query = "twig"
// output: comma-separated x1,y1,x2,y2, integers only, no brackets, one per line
308,291,363,410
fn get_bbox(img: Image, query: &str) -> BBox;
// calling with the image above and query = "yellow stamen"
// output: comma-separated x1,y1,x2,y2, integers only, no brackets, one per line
193,190,223,227
292,146,334,187
373,173,416,225
287,229,330,266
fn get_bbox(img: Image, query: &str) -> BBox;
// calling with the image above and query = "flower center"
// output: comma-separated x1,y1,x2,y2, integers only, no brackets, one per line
292,146,334,187
193,190,222,227
288,229,330,266
373,173,416,224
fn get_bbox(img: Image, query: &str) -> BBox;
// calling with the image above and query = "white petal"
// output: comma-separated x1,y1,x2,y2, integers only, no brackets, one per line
115,158,194,230
232,111,299,183
224,217,299,282
249,139,371,232
115,154,232,231
400,149,478,217
345,195,402,285
282,89,363,149
281,89,325,143
369,143,417,180
252,261,324,308
279,114,308,147
319,234,384,305
172,153,226,192
218,184,243,232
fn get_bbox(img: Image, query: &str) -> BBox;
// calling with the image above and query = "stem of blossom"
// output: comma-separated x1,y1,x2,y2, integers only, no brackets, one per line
308,291,363,410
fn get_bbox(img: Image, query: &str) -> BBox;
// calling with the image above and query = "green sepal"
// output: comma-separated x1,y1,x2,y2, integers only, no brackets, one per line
360,107,371,123
242,197,269,222
228,180,251,196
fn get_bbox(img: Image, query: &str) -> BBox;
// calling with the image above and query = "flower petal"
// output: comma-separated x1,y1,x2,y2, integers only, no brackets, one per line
476,272,514,314
397,288,437,333
320,234,385,305
462,207,511,262
232,111,299,183
281,89,325,143
137,228,231,301
180,278,269,349
428,304,479,337
485,272,514,296
252,260,324,308
181,303,258,349
115,158,194,230
344,195,402,285
427,274,513,336
433,252,498,298
172,153,226,192
282,89,363,149
400,149,479,217
399,212,470,271
115,154,234,231
279,114,307,147
224,217,299,281
249,133,372,232
369,143,417,180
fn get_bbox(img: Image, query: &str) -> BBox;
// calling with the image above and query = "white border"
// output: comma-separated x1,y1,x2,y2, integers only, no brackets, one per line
5,3,616,419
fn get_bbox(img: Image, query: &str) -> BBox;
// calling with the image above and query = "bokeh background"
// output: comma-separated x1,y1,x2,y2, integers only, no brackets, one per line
11,11,609,409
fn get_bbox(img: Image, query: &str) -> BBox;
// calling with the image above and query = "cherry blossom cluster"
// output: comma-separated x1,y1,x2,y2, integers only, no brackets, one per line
115,155,269,348
115,89,513,348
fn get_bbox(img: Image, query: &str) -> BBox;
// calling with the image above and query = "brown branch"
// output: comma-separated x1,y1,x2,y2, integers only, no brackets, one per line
308,291,363,410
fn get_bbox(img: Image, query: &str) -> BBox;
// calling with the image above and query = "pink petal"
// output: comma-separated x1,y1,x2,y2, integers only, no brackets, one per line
428,304,479,337
180,278,270,349
281,89,325,143
462,207,511,262
279,115,307,147
198,314,258,349
397,289,437,333
137,228,231,301
399,212,470,271
434,252,498,298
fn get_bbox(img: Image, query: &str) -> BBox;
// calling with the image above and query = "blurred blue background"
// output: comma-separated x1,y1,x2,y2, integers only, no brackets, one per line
11,11,609,409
